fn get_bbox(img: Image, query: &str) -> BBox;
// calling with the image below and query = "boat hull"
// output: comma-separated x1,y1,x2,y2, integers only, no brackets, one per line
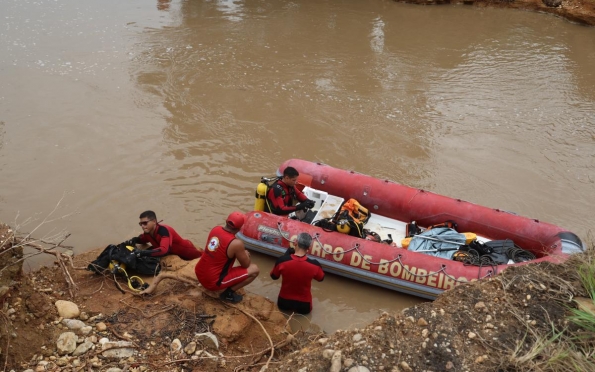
238,160,583,299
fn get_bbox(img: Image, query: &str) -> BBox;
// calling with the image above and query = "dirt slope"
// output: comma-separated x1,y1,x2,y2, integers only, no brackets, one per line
2,219,593,372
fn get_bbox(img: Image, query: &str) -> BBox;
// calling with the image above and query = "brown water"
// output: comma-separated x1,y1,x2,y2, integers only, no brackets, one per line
1,0,594,333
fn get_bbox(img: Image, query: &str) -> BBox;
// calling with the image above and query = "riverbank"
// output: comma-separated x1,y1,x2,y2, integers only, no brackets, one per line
396,0,595,26
1,221,594,371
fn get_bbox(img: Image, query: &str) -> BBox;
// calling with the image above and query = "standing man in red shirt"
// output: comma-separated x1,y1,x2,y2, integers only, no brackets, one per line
125,210,202,260
265,166,315,215
270,233,325,314
195,212,260,303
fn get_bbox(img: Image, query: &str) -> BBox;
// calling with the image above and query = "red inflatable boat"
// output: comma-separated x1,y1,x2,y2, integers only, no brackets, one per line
237,159,584,299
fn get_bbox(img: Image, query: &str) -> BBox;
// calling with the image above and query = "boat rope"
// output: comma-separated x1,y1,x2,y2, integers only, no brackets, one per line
276,222,292,241
313,233,478,283
313,234,403,264
276,222,494,284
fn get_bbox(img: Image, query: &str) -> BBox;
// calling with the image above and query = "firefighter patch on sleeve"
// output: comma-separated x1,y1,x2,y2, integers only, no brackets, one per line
207,237,220,251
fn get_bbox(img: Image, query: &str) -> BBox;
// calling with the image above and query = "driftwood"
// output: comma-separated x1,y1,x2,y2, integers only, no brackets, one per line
0,194,79,297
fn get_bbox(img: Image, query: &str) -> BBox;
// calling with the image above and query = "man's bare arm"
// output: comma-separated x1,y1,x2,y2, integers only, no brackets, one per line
228,239,251,268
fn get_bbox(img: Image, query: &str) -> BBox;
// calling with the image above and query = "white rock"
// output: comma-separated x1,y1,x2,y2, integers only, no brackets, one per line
55,300,80,319
329,350,342,372
184,341,197,355
400,361,412,372
102,347,134,359
317,337,329,345
348,367,370,372
322,349,335,359
62,319,86,330
89,314,103,322
196,332,219,350
353,333,363,342
73,341,94,356
171,338,182,352
80,326,93,335
102,341,134,350
56,332,78,355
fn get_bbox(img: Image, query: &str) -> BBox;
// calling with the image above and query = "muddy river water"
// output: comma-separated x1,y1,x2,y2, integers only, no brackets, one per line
1,0,594,332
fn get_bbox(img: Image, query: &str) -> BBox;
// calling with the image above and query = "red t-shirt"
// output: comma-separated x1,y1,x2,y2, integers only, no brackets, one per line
195,226,236,289
270,252,324,304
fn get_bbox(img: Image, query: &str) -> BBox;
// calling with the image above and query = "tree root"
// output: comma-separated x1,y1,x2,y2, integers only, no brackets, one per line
138,273,200,295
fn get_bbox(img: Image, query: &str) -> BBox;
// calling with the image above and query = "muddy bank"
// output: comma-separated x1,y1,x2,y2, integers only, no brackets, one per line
1,222,594,371
396,0,595,26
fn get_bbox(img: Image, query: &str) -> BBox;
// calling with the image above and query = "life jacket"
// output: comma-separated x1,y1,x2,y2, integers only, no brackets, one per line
334,198,371,238
264,178,300,215
427,220,458,231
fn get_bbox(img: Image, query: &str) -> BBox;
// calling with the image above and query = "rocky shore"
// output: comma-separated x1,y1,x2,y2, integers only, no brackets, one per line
2,222,594,371
395,0,595,26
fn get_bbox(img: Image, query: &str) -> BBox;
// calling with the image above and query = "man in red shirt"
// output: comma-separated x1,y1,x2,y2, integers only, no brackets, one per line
195,212,260,303
125,210,202,260
270,233,325,314
265,166,315,215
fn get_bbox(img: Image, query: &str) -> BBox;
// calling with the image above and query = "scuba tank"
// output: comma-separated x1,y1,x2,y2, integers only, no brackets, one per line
254,179,268,211
108,245,135,272
336,219,351,235
254,176,279,212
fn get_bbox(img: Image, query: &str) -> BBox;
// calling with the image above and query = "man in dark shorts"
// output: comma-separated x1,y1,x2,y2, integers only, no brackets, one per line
124,210,202,260
265,166,315,215
195,212,260,303
270,232,325,314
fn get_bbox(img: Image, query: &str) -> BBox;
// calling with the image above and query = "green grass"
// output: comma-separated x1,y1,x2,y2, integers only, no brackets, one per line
503,243,595,371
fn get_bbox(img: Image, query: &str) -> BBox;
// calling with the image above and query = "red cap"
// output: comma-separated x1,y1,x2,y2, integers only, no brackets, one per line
226,211,245,230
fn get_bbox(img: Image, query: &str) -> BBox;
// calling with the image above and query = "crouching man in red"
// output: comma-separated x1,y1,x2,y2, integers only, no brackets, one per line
195,212,260,303
124,210,202,260
270,232,325,314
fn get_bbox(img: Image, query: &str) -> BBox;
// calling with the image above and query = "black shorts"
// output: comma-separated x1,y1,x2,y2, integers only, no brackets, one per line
277,297,312,315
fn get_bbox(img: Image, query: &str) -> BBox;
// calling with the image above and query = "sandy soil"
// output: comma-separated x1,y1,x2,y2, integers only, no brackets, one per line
1,221,594,372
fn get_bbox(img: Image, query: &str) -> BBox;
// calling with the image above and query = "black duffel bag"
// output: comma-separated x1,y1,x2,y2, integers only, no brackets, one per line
87,243,161,276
